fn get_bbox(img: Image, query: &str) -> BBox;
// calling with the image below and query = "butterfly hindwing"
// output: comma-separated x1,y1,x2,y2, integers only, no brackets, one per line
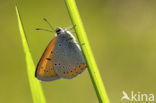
35,37,60,81
53,33,87,79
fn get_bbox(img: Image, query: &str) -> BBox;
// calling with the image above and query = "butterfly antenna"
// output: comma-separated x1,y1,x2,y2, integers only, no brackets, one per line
43,18,55,31
36,28,53,32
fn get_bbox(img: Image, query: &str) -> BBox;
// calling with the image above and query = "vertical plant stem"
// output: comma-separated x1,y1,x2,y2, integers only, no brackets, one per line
15,5,46,103
64,0,110,103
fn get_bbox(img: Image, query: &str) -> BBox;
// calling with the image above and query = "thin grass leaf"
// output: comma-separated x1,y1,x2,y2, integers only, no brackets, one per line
64,0,110,103
15,5,46,103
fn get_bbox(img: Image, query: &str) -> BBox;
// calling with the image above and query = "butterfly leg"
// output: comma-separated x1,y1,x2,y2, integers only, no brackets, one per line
64,25,76,31
75,42,85,45
71,32,76,34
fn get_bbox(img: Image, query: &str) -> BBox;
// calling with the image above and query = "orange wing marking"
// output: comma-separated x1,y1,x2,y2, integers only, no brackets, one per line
63,64,86,76
35,37,57,77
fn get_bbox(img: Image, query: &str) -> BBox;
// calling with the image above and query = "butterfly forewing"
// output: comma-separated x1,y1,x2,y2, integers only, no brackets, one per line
35,37,60,81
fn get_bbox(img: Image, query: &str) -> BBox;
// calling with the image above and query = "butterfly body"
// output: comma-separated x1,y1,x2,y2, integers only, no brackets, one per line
35,27,86,81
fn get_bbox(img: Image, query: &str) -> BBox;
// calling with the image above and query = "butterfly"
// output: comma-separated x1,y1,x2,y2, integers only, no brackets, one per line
35,19,87,81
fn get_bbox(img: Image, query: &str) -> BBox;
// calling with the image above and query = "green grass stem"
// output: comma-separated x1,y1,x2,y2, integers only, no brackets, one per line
15,5,46,103
64,0,110,103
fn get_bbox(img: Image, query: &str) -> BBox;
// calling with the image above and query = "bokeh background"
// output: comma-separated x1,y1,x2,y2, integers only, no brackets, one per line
0,0,156,103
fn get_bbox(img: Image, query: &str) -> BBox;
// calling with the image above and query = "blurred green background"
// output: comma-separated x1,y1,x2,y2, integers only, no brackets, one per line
0,0,156,103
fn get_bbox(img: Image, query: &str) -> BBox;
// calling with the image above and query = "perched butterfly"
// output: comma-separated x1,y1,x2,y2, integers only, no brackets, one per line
35,18,87,81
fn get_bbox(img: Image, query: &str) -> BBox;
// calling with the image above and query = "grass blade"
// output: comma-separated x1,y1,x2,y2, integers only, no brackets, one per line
64,0,110,103
15,5,46,103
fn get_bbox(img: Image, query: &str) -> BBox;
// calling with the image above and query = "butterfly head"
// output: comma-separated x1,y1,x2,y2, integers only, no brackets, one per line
55,27,75,41
55,27,64,35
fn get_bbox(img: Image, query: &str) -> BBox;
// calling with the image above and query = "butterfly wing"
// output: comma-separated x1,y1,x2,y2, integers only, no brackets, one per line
35,37,60,81
53,35,87,79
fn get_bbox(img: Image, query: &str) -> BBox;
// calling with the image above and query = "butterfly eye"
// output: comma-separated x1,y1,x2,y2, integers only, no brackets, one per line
56,28,61,33
56,29,60,32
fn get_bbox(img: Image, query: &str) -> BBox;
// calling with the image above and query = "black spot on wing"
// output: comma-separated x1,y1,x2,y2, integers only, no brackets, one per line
46,58,51,61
